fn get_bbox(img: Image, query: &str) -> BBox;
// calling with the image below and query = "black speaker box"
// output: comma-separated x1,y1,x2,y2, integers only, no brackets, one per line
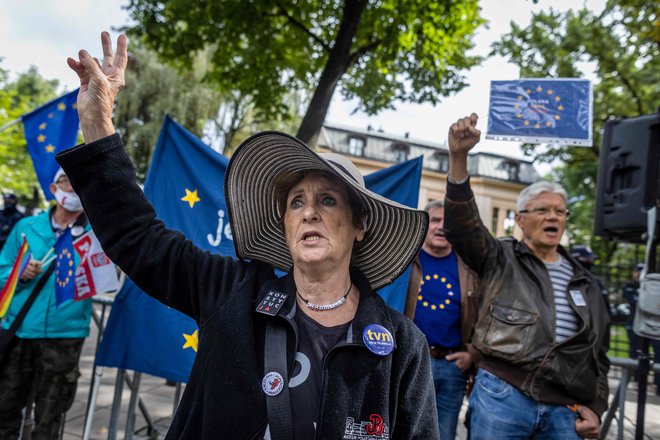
594,112,660,242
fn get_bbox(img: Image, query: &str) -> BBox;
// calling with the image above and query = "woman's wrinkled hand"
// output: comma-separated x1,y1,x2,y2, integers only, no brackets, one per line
66,31,128,143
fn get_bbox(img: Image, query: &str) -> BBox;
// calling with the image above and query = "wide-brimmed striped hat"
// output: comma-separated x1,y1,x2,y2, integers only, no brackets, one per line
224,131,428,290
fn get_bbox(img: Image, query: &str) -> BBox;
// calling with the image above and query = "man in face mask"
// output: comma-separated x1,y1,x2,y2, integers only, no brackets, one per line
0,194,24,251
0,168,92,439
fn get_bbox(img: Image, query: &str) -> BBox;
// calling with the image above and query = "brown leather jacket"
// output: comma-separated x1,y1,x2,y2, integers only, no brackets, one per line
404,251,479,353
444,183,610,416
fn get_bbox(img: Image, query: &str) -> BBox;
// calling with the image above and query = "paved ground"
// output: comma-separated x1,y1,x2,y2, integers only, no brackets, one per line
43,304,660,439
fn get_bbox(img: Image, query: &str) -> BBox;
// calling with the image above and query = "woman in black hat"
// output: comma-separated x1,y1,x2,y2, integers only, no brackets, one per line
59,32,438,439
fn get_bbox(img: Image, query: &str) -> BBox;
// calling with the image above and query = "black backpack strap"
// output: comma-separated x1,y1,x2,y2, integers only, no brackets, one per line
1,261,56,347
263,319,293,439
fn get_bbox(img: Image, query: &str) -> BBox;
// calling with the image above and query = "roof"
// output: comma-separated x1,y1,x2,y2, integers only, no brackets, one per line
319,123,541,185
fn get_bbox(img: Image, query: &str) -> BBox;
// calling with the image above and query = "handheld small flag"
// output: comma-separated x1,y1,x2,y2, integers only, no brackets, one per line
0,237,31,317
54,228,76,306
23,89,80,200
73,230,119,301
486,79,592,146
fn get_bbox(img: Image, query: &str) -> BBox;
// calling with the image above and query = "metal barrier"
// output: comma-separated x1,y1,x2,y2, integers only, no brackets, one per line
602,357,660,439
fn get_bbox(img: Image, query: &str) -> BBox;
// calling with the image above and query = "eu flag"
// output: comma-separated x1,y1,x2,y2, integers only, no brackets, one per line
366,157,423,312
23,89,80,200
486,79,592,146
96,115,231,383
96,116,423,382
54,228,76,306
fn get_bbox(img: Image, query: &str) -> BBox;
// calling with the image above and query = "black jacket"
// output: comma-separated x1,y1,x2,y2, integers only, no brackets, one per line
444,179,610,416
57,134,438,439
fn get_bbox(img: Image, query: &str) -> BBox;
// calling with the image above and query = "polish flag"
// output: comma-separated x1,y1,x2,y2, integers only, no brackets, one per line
73,230,119,301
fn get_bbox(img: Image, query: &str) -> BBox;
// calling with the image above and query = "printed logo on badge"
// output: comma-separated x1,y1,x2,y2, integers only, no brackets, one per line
262,371,284,396
256,291,288,316
570,290,587,307
362,324,394,356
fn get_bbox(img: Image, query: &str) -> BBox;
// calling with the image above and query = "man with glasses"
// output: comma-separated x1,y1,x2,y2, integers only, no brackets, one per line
443,114,610,439
0,168,91,439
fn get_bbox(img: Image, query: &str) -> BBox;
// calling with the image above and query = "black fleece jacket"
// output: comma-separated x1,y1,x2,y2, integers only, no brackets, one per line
56,134,438,439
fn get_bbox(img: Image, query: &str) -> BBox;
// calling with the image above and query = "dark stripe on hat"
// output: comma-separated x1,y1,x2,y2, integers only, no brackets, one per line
327,161,359,184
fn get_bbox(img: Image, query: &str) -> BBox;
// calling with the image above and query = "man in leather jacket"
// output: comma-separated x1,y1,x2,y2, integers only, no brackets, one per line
443,114,609,440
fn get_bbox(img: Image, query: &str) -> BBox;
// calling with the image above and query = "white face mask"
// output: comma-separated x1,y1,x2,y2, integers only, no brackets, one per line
54,188,83,212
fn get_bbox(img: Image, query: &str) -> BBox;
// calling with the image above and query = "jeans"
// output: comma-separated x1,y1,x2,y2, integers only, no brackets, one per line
431,357,467,440
468,369,582,440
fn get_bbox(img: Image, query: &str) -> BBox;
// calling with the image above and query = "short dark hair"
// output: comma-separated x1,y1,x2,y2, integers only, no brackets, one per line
272,170,367,229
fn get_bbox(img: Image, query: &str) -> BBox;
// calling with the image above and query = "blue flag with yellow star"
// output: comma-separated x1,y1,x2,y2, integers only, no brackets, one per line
96,115,423,382
95,115,230,383
365,156,423,312
23,89,80,199
486,79,592,146
54,228,76,306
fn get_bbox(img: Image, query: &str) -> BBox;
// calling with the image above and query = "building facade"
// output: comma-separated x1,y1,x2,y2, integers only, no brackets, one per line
319,123,542,238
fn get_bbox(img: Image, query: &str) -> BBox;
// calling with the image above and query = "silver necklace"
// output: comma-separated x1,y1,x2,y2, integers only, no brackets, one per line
297,283,352,311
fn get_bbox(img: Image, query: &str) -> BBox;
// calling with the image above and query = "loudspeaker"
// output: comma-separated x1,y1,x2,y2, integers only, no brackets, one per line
594,112,660,242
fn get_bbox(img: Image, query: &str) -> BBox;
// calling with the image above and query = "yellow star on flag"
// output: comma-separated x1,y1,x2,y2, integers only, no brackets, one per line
45,144,55,153
546,121,552,127
181,188,201,208
555,115,561,120
536,86,543,92
57,102,66,111
39,123,47,130
37,134,46,142
183,329,198,352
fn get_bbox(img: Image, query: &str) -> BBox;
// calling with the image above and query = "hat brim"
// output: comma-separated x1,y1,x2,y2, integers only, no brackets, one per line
225,131,428,290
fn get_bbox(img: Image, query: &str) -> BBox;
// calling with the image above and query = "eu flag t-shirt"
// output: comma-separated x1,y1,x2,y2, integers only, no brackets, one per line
413,249,462,348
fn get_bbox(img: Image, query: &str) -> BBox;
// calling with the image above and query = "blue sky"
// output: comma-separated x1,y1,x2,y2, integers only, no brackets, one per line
0,0,604,172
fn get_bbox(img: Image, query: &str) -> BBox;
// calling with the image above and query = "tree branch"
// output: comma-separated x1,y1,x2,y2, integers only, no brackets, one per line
273,3,331,52
348,39,382,66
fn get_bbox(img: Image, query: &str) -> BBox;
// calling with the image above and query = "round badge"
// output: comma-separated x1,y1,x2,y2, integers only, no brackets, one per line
262,371,284,396
362,324,394,356
71,225,84,237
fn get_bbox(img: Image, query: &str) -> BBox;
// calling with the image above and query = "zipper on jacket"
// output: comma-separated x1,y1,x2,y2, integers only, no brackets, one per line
315,340,367,439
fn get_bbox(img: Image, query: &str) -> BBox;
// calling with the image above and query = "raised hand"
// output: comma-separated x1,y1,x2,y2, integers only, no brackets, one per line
448,113,481,156
447,113,481,181
67,32,128,143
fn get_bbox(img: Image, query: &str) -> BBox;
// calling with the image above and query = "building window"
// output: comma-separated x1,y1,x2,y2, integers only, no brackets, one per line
347,135,366,157
491,207,500,235
498,159,521,182
435,151,449,173
392,142,410,162
503,209,516,235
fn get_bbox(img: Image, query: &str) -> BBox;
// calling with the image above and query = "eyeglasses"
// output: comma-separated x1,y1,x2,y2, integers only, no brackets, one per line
519,207,570,218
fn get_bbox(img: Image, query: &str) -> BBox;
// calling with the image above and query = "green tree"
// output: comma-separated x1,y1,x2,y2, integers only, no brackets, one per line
0,65,60,206
113,43,230,181
125,0,484,144
492,0,659,261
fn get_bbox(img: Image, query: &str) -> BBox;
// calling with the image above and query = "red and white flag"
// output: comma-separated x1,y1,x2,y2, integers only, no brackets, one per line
73,230,119,301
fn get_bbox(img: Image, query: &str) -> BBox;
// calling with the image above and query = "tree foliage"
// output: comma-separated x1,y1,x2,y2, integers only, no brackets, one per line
124,0,484,143
113,43,229,181
0,65,59,206
492,0,659,261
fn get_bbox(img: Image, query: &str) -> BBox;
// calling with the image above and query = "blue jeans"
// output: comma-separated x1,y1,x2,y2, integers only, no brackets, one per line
468,369,582,439
431,357,467,440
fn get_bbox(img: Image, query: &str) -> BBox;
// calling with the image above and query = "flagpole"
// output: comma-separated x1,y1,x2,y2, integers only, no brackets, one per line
0,118,21,134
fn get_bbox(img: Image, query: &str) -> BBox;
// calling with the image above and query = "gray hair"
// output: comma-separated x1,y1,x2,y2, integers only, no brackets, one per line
517,181,568,211
424,200,445,212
